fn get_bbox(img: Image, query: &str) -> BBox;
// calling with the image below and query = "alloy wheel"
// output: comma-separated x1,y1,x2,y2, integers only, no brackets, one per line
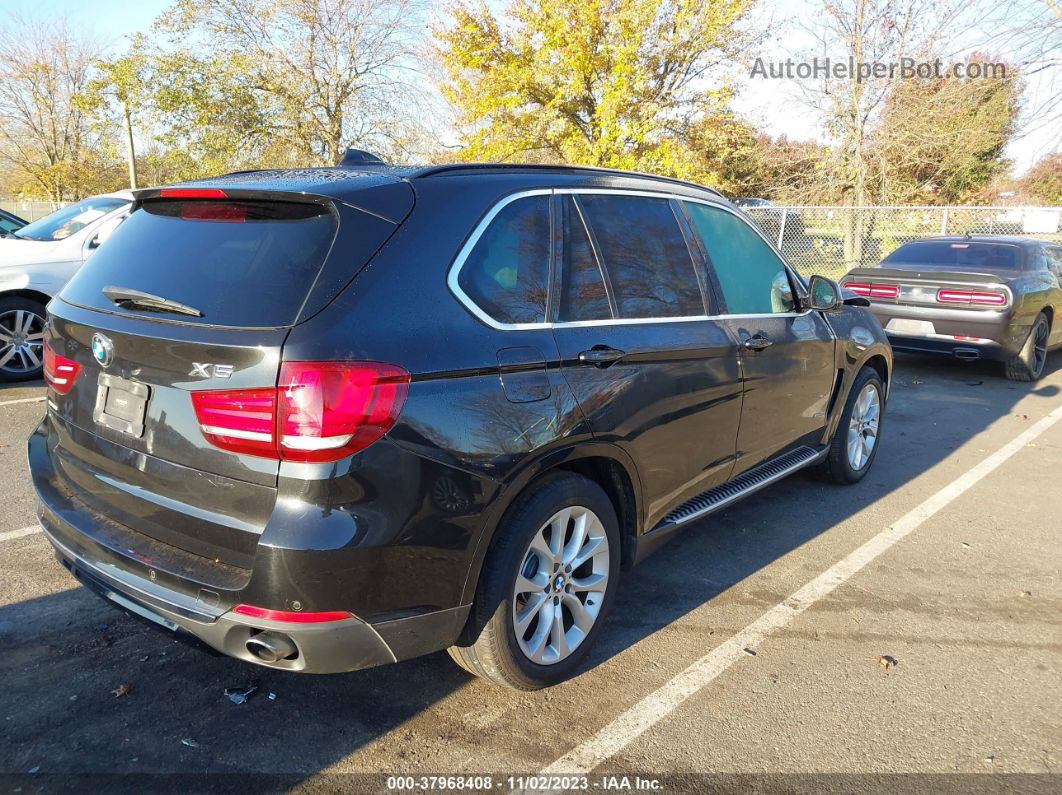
1032,319,1049,376
0,309,45,375
847,383,881,471
512,506,610,665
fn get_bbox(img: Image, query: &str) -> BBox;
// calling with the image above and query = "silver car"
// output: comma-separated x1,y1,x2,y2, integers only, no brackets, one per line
0,192,132,381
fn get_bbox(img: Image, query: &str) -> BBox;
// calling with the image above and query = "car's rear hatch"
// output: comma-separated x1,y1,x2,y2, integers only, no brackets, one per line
43,183,410,583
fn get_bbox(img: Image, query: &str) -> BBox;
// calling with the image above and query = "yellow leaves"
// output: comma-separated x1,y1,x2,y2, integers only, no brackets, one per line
434,0,754,181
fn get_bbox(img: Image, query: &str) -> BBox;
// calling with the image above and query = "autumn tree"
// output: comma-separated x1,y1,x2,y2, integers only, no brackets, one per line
0,15,114,200
1020,152,1062,204
871,58,1020,204
800,1,1016,204
433,0,757,181
735,135,833,203
116,0,429,174
974,0,1062,154
91,39,282,181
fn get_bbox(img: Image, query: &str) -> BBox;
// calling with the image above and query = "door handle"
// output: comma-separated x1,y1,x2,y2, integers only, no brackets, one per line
743,335,773,351
578,346,625,366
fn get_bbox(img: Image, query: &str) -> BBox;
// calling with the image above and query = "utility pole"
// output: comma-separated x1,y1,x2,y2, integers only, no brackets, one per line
121,100,138,190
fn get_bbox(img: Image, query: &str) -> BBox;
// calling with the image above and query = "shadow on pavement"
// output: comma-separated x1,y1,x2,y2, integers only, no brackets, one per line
1,352,1059,779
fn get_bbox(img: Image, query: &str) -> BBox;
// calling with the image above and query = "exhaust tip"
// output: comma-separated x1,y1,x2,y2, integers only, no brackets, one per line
953,347,981,361
246,632,298,663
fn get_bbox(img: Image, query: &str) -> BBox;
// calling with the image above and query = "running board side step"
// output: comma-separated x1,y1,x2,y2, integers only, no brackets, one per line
656,445,826,530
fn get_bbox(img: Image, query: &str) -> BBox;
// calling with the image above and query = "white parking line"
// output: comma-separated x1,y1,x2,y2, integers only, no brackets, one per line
0,525,42,543
0,395,45,408
533,404,1062,782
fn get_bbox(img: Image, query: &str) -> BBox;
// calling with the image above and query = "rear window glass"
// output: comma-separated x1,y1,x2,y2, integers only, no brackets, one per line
60,200,339,327
882,242,1019,270
456,196,550,325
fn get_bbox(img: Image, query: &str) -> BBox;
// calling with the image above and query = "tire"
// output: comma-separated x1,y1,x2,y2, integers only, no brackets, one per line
817,366,885,485
447,472,621,690
0,296,47,382
1004,313,1050,382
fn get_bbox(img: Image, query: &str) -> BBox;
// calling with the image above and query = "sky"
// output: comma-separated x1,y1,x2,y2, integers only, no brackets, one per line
19,0,1062,176
29,0,168,46
734,0,1061,176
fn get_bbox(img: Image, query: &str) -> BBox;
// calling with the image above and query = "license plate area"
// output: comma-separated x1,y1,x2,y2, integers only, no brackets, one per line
886,318,936,336
93,373,149,437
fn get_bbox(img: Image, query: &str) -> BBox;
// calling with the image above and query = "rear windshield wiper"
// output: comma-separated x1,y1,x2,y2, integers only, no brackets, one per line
102,285,203,318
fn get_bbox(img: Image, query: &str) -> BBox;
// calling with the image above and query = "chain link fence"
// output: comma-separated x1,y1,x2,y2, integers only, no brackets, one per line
0,198,69,223
743,205,1062,280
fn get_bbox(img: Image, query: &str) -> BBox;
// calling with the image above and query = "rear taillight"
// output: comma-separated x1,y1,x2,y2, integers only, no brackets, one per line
843,282,899,299
277,361,409,462
191,388,277,457
936,289,1007,306
43,340,81,395
190,362,410,462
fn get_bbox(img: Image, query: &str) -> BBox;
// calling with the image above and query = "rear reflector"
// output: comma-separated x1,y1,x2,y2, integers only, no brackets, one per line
232,604,354,623
936,289,1007,306
843,282,899,299
190,361,410,462
159,188,228,199
43,340,81,395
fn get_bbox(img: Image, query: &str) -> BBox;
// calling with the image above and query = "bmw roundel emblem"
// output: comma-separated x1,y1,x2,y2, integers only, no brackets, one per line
91,333,113,368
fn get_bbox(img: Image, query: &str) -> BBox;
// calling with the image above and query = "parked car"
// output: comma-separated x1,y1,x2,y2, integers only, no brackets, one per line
0,192,133,382
29,163,891,690
733,197,773,208
843,235,1062,381
0,207,28,237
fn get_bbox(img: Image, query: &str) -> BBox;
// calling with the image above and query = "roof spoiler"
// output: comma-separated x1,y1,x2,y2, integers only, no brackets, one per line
337,148,388,168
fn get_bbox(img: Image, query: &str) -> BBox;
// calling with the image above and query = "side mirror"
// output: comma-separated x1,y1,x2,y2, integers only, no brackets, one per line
808,275,843,312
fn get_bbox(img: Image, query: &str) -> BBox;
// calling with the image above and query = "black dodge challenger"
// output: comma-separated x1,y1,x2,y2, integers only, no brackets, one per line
844,235,1062,380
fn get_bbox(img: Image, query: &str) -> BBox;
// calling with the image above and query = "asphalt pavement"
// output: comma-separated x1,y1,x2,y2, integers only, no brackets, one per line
1,352,1060,793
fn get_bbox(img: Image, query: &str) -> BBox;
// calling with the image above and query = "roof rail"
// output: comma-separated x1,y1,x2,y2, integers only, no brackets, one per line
411,162,724,197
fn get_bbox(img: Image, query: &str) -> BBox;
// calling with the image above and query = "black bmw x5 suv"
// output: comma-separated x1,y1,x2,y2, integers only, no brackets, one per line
29,162,891,689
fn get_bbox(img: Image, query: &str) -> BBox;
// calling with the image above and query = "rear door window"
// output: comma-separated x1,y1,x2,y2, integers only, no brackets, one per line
576,194,704,319
684,202,796,314
60,199,341,328
456,195,550,325
558,196,612,322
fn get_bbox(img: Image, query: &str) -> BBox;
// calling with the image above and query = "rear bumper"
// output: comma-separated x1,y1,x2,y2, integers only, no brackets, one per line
865,302,1023,360
28,416,471,673
886,334,1008,361
38,505,400,673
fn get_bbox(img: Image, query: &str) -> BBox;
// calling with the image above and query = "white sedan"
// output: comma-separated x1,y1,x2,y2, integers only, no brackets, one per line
0,191,133,381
